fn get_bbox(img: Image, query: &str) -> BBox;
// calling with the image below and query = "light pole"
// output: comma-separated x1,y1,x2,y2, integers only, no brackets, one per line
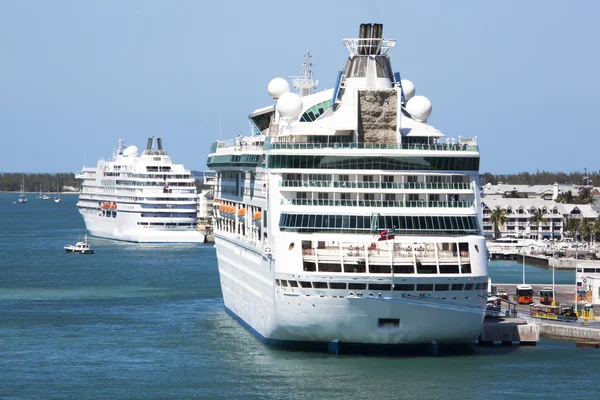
522,233,526,285
552,251,556,306
575,243,578,313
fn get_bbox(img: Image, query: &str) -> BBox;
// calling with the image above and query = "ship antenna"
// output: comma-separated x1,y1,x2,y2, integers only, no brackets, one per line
290,50,318,97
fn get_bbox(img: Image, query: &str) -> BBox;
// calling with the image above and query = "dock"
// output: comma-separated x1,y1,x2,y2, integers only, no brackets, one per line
480,318,539,345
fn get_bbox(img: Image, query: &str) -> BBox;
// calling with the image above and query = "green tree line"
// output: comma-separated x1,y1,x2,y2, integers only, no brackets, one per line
480,170,599,186
0,173,79,192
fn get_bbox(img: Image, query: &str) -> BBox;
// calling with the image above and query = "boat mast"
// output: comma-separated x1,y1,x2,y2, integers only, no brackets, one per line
290,51,318,97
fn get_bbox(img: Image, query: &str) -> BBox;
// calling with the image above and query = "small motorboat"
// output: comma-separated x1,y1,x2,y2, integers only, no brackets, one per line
64,235,95,254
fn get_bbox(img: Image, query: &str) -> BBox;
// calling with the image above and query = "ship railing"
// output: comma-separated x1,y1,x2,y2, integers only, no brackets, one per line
279,180,474,190
304,247,470,262
267,141,478,152
281,199,475,208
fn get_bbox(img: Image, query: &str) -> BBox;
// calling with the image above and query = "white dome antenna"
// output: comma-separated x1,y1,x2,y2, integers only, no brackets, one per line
401,79,415,101
406,95,432,122
123,145,139,157
276,92,303,119
268,78,290,100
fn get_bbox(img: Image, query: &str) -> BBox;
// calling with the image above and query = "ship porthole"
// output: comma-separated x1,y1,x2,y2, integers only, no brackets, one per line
474,245,480,253
288,242,295,251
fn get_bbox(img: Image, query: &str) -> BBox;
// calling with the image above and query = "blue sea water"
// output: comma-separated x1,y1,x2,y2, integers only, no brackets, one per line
0,192,598,400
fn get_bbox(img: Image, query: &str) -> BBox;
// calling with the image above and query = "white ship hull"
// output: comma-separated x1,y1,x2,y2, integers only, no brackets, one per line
216,235,486,351
80,211,203,243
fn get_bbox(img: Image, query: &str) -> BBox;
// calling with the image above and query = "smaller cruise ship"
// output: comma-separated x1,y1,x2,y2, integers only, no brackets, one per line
76,138,203,243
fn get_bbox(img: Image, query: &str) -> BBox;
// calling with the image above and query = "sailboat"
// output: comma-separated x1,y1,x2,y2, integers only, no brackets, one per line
38,184,43,199
54,180,62,203
42,183,50,200
18,177,27,204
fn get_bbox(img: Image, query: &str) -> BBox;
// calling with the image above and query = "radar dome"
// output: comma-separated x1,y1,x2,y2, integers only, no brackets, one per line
277,92,303,119
268,78,290,100
406,95,432,122
123,145,138,157
401,79,415,101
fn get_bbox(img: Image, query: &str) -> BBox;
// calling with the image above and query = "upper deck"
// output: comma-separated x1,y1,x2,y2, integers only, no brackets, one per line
208,23,479,174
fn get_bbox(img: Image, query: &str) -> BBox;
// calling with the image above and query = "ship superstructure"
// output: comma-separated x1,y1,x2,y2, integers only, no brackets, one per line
207,24,488,352
77,137,203,243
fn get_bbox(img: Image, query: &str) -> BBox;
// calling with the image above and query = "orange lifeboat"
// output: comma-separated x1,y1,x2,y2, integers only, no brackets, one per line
253,211,262,226
110,202,117,210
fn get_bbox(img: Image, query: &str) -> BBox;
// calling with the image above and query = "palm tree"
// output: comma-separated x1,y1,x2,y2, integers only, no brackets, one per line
490,206,507,239
578,218,594,243
575,187,596,205
564,217,581,241
528,208,548,241
555,190,575,204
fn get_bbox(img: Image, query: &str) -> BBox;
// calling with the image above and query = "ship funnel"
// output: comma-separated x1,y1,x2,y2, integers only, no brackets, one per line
157,138,163,151
373,23,383,55
146,137,153,151
359,23,368,55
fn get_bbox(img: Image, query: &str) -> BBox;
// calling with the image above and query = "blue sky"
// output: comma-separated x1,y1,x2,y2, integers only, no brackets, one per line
1,0,598,174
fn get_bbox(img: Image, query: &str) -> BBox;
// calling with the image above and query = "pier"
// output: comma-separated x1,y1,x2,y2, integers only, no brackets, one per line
482,283,600,345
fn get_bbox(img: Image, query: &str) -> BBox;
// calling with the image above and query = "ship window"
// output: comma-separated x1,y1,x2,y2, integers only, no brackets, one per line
279,213,479,235
348,283,367,290
369,265,391,273
393,265,415,274
378,318,400,328
299,281,312,288
303,261,316,272
313,282,328,289
475,283,483,290
435,284,450,291
464,283,474,290
439,265,459,274
416,264,437,274
319,263,342,273
344,264,366,273
288,281,298,287
329,282,347,290
369,284,392,291
280,280,288,287
393,284,415,291
268,155,480,171
461,264,472,274
299,99,333,122
451,284,464,291
416,284,434,291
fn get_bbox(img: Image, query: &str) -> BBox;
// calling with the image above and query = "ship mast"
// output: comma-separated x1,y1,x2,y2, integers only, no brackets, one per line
290,51,318,97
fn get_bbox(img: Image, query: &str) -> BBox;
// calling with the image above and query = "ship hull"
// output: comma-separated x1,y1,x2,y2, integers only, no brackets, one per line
215,235,486,353
79,210,204,243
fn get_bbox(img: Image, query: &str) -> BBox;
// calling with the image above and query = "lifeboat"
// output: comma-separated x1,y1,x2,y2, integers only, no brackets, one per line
100,202,109,209
110,202,117,210
253,211,262,226
237,208,246,222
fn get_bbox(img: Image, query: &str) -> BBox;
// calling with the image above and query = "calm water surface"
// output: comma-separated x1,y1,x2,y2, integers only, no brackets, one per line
0,193,598,400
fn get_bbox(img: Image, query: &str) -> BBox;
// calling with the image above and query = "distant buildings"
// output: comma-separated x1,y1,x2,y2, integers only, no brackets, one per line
481,182,599,240
196,171,216,235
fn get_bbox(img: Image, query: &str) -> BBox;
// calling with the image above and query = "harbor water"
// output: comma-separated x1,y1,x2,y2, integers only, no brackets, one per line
1,193,598,400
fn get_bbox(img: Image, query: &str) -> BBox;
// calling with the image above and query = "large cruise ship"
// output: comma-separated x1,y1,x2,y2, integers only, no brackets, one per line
77,137,203,243
208,24,488,353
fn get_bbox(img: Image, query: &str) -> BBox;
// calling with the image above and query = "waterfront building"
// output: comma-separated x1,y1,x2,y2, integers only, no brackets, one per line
481,197,598,240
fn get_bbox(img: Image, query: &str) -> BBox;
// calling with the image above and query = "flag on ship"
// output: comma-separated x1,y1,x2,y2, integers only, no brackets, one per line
377,228,395,241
